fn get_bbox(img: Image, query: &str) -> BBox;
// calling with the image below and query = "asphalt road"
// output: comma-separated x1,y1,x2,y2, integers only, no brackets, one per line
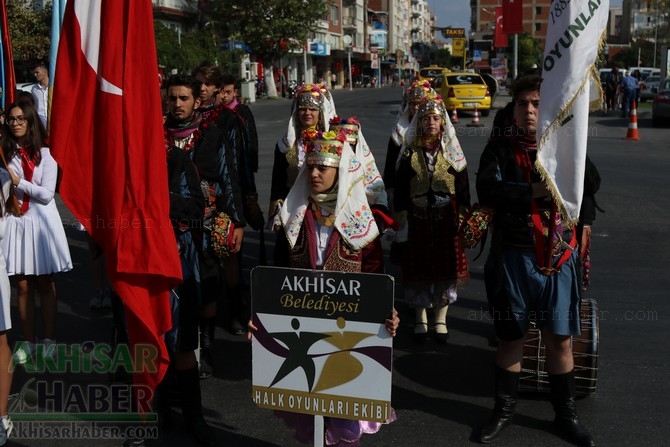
9,86,670,446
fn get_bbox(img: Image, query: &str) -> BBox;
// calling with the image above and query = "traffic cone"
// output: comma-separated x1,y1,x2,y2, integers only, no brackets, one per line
624,100,640,140
467,105,482,127
451,105,459,123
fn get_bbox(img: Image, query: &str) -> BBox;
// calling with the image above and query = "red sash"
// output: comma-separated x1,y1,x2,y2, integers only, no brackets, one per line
18,147,38,214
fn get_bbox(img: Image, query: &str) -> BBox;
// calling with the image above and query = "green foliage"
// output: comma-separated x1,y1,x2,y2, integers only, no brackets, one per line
514,33,542,73
434,48,452,69
206,0,328,63
7,0,52,71
610,40,657,69
154,21,228,74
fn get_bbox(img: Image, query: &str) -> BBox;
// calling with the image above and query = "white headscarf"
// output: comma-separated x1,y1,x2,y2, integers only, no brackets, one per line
400,95,467,173
330,117,388,209
391,81,435,146
277,83,337,154
280,142,378,251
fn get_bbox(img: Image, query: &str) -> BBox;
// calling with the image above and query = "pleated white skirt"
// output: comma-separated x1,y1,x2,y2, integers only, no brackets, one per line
2,199,73,276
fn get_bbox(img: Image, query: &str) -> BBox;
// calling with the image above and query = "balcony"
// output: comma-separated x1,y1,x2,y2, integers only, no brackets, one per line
152,0,198,19
342,16,359,30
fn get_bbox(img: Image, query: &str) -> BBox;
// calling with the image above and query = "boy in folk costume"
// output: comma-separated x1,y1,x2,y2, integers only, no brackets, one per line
475,72,595,446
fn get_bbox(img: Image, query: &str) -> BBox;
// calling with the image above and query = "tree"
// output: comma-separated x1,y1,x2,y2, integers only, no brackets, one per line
512,33,542,73
206,0,327,97
434,48,452,69
6,0,52,80
154,21,225,75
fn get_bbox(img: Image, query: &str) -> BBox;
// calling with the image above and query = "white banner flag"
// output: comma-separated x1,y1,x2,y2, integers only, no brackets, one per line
537,0,609,225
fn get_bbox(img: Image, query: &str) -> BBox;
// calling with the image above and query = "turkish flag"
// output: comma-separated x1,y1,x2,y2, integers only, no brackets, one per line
494,7,508,48
50,0,182,401
503,0,523,35
0,0,16,106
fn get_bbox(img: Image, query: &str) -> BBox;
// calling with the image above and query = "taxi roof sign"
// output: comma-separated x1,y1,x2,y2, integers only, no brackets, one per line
441,28,466,39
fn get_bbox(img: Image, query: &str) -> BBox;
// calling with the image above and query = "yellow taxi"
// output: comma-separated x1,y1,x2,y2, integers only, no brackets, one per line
417,65,449,83
431,72,492,116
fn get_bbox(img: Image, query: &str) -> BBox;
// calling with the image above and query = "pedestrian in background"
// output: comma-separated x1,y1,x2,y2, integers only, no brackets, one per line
30,64,49,129
620,70,638,118
2,101,72,365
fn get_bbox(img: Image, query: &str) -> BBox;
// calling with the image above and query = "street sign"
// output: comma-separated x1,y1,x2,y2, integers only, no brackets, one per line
441,28,466,39
251,266,395,422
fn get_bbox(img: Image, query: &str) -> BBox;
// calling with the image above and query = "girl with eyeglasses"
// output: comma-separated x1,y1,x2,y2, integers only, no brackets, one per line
1,101,72,366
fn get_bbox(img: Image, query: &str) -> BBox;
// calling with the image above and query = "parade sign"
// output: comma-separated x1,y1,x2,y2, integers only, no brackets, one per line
251,266,395,422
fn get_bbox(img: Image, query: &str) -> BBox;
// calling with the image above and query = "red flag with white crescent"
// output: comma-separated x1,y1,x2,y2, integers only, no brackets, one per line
50,0,182,400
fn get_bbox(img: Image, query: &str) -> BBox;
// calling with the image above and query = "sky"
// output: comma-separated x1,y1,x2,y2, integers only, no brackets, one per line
426,0,623,33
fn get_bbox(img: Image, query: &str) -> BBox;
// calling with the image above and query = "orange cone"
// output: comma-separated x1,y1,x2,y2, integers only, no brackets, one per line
451,105,459,123
467,104,482,127
624,100,639,140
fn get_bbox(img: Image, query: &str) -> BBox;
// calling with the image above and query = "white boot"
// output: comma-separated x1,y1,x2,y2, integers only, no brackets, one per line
413,308,428,343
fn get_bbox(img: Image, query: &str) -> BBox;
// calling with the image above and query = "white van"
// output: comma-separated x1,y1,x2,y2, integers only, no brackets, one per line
628,67,655,80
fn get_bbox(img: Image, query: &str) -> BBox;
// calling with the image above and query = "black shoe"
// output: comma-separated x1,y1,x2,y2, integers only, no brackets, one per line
549,371,595,447
412,323,428,344
231,320,245,336
478,367,520,444
554,416,595,447
184,413,216,446
199,353,214,379
434,331,450,345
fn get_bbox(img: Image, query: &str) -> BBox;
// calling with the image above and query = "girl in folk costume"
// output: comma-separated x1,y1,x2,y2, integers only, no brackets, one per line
393,93,470,344
251,131,399,446
0,146,19,445
268,83,337,228
383,80,436,200
1,101,72,364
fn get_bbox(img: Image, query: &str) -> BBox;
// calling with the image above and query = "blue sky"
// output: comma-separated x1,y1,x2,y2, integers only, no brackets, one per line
426,0,623,32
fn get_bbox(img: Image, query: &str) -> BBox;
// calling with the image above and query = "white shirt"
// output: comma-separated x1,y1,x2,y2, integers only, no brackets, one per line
31,83,48,128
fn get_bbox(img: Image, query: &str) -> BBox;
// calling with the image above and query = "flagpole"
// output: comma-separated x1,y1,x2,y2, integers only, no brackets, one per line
513,34,518,80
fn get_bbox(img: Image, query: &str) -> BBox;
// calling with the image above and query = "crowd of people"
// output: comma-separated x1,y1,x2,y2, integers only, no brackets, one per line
0,62,601,447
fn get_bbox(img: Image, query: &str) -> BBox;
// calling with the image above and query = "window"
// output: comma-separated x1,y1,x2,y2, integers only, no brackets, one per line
536,7,541,14
330,4,339,25
535,23,542,32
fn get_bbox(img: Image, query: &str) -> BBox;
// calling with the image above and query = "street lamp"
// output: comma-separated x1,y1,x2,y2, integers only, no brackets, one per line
653,0,659,68
344,35,353,91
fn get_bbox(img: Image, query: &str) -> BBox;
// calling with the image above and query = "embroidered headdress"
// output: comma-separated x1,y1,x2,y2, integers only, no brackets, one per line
417,93,448,122
296,84,324,110
280,132,378,250
391,80,436,146
400,93,467,172
328,115,360,145
277,83,337,155
406,80,433,104
305,130,346,168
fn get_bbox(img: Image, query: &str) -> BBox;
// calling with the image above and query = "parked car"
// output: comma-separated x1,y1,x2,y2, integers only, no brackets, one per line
431,72,491,116
640,75,660,102
652,78,670,127
417,65,448,84
17,82,35,93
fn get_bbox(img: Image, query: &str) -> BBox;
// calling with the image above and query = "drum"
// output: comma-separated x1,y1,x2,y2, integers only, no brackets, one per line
519,298,599,397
